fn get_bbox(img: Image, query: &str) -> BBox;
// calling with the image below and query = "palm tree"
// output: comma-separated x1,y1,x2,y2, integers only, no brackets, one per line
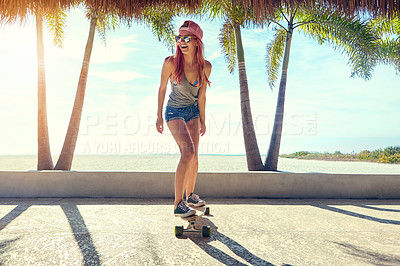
35,6,66,170
264,5,379,170
0,0,71,171
36,11,53,170
54,6,176,170
207,0,264,170
55,8,118,170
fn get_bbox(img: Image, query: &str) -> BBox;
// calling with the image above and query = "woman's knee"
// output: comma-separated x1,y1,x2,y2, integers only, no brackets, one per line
180,145,196,163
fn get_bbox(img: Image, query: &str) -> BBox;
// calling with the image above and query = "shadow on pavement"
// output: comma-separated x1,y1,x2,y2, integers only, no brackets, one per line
179,217,274,266
356,205,400,213
334,242,400,265
0,204,31,231
0,237,20,264
61,204,101,266
0,202,101,265
312,203,400,225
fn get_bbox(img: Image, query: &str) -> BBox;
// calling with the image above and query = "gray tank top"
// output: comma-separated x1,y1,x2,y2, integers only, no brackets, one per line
167,73,199,108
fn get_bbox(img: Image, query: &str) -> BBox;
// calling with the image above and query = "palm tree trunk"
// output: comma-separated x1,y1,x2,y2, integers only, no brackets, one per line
234,22,264,171
264,27,293,171
54,16,97,170
36,12,54,170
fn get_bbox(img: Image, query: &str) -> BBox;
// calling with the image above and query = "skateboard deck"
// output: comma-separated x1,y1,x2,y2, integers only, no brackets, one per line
175,206,211,237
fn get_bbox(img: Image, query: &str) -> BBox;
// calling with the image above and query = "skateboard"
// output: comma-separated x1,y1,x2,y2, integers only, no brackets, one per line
175,206,211,237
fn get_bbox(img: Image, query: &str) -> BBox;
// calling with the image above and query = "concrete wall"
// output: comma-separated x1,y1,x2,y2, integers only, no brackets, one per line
0,171,399,198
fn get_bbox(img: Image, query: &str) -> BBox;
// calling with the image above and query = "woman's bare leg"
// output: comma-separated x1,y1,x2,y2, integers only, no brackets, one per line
167,119,196,208
185,118,200,196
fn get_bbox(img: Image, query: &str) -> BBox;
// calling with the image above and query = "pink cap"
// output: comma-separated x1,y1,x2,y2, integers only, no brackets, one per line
179,20,203,41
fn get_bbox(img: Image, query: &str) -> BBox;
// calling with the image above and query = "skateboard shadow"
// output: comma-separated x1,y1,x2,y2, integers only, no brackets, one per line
181,217,274,266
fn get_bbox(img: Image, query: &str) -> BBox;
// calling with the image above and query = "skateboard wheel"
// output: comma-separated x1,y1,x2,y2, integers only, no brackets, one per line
202,226,211,237
175,226,184,236
204,207,210,215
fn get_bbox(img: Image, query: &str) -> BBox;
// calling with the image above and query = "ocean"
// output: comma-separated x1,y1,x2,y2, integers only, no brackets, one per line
1,155,400,174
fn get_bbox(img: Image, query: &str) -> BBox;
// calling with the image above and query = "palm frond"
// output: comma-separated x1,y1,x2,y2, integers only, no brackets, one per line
369,16,400,37
218,20,237,74
142,6,176,53
266,28,286,90
376,38,400,73
202,0,225,20
44,8,67,48
298,9,379,80
368,16,400,72
95,10,120,46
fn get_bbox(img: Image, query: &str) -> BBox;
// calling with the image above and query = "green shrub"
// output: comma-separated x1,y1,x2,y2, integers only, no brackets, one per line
383,146,400,157
379,153,400,163
281,146,400,164
294,151,310,156
358,150,371,160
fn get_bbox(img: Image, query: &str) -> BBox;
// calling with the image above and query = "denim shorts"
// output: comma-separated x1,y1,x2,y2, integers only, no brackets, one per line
165,103,200,123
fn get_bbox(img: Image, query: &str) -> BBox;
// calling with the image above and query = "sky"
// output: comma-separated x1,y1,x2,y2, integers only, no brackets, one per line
0,8,399,156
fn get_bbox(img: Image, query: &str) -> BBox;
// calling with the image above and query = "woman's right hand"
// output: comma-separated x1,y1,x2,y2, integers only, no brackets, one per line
156,116,164,134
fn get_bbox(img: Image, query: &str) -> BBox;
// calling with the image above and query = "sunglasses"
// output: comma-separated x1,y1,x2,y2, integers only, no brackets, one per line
175,36,196,43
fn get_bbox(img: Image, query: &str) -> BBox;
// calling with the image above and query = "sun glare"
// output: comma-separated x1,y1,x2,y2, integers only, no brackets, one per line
1,25,37,84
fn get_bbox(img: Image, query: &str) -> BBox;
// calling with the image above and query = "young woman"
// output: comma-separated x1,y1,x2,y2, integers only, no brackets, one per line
156,20,212,217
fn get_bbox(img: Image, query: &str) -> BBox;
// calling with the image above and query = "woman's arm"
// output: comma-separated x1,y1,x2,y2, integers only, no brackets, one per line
198,60,212,136
156,57,174,134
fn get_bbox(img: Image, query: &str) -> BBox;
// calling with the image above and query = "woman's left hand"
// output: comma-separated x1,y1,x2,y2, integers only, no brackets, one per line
200,121,206,136
156,117,164,134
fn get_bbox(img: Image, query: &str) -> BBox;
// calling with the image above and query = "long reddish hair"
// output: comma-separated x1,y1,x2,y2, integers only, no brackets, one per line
172,39,211,88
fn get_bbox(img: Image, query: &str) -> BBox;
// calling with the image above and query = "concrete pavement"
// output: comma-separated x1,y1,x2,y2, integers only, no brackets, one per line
0,198,400,265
